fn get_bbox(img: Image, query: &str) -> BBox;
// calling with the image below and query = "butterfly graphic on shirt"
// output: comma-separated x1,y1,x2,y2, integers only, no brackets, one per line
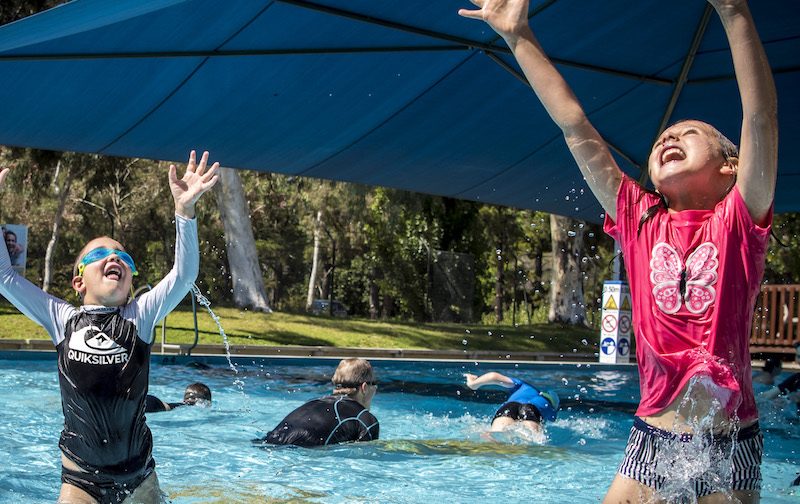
649,242,719,315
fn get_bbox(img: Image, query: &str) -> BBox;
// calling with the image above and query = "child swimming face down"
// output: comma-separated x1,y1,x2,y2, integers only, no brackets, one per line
647,120,739,211
71,236,136,307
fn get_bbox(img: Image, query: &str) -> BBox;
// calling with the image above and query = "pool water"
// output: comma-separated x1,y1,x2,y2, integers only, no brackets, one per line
0,356,797,503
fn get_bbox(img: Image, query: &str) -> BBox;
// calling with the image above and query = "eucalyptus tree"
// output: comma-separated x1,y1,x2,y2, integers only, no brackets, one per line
214,167,271,312
548,214,586,325
241,170,307,311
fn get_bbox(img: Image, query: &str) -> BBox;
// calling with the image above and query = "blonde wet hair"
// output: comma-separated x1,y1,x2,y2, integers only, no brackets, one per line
331,358,374,396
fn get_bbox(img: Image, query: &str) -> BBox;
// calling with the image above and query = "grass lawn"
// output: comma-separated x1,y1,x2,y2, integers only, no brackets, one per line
0,302,600,354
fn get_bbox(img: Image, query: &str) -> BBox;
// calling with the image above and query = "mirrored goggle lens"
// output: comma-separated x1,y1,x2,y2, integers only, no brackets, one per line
79,247,138,276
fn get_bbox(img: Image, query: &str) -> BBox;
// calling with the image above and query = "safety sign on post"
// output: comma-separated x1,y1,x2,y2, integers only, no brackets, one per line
599,281,633,364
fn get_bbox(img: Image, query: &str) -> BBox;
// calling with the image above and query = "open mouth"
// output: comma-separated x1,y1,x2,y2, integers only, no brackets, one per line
104,263,123,281
660,146,685,165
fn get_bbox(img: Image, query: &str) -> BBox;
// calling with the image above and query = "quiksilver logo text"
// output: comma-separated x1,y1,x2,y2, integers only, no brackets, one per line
68,349,129,365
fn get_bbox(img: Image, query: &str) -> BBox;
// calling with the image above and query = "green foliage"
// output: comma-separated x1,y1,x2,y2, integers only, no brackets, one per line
0,301,598,355
0,145,618,329
764,213,800,284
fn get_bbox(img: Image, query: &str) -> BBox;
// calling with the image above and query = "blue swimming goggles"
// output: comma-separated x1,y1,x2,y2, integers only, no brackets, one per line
78,247,138,276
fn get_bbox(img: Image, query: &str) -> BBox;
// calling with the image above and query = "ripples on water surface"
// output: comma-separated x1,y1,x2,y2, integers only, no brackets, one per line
0,358,796,503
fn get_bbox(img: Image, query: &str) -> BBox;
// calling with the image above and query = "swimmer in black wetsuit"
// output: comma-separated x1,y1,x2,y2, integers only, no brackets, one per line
146,382,212,413
465,371,559,436
0,153,218,504
258,358,379,447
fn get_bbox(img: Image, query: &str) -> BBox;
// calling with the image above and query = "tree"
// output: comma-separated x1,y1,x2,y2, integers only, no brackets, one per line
42,156,73,292
306,210,323,310
214,167,271,312
548,214,586,325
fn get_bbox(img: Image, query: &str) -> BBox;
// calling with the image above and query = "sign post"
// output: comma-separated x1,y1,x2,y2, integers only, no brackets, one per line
599,281,632,364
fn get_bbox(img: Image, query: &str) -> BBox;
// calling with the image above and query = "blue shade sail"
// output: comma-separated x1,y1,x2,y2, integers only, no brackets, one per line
0,0,797,221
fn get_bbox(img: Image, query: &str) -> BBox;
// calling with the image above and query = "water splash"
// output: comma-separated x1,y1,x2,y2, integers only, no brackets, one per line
190,283,244,391
653,376,742,502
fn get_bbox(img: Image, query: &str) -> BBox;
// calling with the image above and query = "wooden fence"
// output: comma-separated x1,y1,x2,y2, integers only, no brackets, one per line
750,284,800,354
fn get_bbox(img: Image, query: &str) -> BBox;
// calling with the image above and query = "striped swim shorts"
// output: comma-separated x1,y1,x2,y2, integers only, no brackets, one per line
618,417,762,498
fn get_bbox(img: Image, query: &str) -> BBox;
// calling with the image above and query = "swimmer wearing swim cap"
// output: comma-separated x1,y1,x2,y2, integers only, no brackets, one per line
464,371,559,435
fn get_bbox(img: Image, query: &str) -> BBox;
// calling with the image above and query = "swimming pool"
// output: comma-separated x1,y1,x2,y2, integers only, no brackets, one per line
0,354,796,503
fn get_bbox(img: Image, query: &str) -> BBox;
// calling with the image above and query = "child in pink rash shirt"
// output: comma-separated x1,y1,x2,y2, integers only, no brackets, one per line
460,0,777,502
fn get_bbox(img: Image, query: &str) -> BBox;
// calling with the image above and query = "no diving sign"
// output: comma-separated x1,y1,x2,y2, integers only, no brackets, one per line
602,314,617,333
619,314,631,335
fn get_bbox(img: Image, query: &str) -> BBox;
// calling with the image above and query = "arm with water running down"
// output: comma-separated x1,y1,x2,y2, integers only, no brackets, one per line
132,151,219,342
710,0,778,225
464,372,516,390
458,0,623,220
0,169,75,345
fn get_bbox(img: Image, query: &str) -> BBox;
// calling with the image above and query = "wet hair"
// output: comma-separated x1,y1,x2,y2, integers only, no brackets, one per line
763,357,782,374
331,358,374,396
183,382,212,405
637,120,739,236
4,230,16,241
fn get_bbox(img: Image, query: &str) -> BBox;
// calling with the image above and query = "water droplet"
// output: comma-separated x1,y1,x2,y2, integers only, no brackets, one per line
462,339,468,345
562,378,569,385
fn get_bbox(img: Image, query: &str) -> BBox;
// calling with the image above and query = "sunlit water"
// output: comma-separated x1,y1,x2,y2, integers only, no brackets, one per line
0,356,796,503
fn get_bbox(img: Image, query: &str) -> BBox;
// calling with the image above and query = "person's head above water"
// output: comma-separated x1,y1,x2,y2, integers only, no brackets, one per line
183,382,211,406
331,358,377,409
71,236,137,307
647,120,739,211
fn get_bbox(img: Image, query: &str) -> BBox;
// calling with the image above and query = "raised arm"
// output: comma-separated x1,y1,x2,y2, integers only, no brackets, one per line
711,0,778,224
133,151,219,340
459,0,623,219
464,372,515,390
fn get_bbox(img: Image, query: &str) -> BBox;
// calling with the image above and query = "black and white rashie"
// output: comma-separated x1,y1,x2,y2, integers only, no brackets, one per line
57,309,153,473
0,216,199,477
261,395,379,447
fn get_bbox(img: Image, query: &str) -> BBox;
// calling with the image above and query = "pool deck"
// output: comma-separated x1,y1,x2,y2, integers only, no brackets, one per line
1,338,797,368
0,338,603,363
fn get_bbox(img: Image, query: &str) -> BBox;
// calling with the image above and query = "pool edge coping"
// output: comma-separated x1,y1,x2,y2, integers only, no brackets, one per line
0,338,625,365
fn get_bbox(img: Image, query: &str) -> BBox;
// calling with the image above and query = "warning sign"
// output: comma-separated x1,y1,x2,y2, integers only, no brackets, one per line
617,337,630,356
599,281,632,364
602,314,617,332
619,314,632,334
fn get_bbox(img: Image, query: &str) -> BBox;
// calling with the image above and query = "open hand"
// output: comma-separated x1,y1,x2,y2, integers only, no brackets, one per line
458,0,531,43
169,150,220,219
